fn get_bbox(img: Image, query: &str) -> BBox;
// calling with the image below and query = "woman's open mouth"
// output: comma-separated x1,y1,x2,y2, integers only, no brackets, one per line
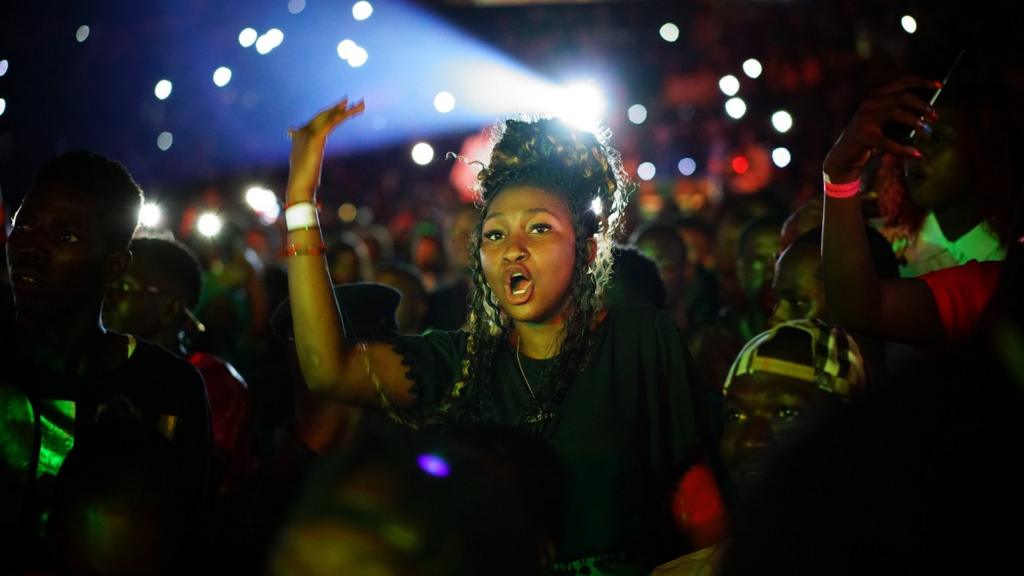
505,269,534,305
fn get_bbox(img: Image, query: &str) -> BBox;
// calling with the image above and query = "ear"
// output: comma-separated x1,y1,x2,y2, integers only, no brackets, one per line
102,250,132,286
585,237,598,265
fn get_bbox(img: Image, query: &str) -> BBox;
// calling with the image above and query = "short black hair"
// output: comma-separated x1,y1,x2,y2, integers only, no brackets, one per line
606,245,667,309
129,237,204,308
32,150,144,251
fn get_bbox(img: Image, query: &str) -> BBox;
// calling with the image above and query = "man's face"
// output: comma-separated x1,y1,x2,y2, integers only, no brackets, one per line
5,183,111,319
719,371,835,496
737,228,781,312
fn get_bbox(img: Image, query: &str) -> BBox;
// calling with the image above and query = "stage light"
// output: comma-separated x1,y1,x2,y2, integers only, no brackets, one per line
245,186,280,224
411,142,434,165
213,67,232,87
238,28,258,47
659,23,680,43
156,132,174,151
353,1,374,21
637,162,656,181
718,75,740,96
76,25,90,43
677,157,697,176
742,58,763,79
556,80,607,133
627,104,648,125
725,97,746,119
772,147,792,168
771,110,793,133
288,0,306,15
434,91,455,113
901,15,917,34
197,213,223,237
139,203,163,228
154,79,173,100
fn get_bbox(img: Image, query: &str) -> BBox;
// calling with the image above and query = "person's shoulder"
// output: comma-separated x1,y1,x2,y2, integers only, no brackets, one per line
604,305,679,331
130,339,205,384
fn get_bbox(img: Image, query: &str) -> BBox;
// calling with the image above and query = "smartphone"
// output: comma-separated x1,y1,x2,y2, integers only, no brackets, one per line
882,49,966,144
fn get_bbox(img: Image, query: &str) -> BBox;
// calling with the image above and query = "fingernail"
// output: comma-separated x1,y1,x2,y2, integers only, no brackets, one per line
910,148,923,158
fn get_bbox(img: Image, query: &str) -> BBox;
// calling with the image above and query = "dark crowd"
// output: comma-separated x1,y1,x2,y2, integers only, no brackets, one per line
2,2,1024,575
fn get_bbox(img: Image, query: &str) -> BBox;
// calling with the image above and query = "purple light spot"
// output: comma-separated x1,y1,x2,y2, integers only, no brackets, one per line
417,453,450,478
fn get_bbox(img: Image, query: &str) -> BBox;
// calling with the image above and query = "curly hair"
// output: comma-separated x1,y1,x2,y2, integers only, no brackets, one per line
438,118,632,426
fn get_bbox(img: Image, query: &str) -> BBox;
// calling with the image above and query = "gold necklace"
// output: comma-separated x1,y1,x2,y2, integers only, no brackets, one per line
515,337,553,425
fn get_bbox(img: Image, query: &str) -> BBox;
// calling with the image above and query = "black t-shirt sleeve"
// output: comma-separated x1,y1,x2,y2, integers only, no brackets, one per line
387,329,468,425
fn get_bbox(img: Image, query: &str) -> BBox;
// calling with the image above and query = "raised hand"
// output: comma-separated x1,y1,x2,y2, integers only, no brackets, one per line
286,97,365,202
823,77,941,183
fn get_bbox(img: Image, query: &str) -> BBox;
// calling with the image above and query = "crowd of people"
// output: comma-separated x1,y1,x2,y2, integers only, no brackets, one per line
3,8,1024,576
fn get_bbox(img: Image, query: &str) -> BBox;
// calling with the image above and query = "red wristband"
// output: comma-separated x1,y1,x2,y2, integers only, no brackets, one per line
823,176,861,199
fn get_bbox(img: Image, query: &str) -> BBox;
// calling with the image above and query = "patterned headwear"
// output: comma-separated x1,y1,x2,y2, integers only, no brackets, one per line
723,319,867,400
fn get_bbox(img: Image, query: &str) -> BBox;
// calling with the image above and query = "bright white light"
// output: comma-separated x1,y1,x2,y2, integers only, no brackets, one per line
411,142,434,165
591,197,603,215
434,91,455,113
197,213,223,238
742,58,763,79
156,132,173,151
336,39,357,61
347,46,368,67
627,104,648,125
0,98,5,118
725,97,747,119
678,157,697,176
901,15,917,34
659,23,680,43
771,110,793,133
718,75,740,96
246,186,280,224
212,67,232,87
256,28,284,55
556,80,607,133
76,25,90,43
154,79,173,100
637,162,656,181
238,28,258,47
352,1,374,21
288,0,306,14
139,203,163,228
772,147,792,168
0,60,7,77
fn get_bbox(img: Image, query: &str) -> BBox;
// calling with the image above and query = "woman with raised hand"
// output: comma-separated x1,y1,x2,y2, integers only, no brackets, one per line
284,98,703,574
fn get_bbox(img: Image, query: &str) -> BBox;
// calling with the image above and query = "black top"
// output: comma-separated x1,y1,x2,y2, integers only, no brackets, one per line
0,331,211,548
388,306,703,569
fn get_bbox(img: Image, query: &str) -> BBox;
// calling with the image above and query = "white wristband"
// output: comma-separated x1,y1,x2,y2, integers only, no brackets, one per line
285,202,319,231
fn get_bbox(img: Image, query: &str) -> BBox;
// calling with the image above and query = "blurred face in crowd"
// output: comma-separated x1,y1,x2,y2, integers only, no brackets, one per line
449,206,479,273
635,232,687,307
330,246,364,285
768,243,823,326
103,258,173,341
480,186,585,327
6,183,115,320
736,226,781,313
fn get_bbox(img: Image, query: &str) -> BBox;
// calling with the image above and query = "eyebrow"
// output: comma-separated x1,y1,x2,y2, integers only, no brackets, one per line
483,208,562,222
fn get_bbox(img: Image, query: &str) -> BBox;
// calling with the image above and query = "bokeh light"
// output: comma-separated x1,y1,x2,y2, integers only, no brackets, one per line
677,157,697,176
627,104,648,125
718,75,740,96
352,1,374,21
637,162,656,181
156,131,173,151
75,25,90,43
417,453,450,478
212,67,232,87
659,23,680,42
771,110,793,133
139,203,163,228
154,79,173,100
411,142,434,165
742,58,763,79
197,213,223,237
238,28,258,47
725,97,747,119
901,15,917,34
772,147,792,168
288,0,306,15
434,91,455,113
